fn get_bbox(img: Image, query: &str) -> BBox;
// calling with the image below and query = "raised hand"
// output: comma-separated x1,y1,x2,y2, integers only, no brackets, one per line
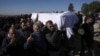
27,34,34,43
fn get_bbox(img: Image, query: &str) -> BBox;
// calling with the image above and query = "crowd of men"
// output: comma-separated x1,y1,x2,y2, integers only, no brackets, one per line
0,10,96,56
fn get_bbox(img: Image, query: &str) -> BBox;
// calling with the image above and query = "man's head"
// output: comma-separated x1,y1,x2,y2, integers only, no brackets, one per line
88,11,93,16
33,23,40,34
8,28,16,39
26,21,31,28
20,21,27,30
10,24,15,29
68,3,74,12
46,20,54,31
86,17,93,24
77,11,81,14
35,21,44,28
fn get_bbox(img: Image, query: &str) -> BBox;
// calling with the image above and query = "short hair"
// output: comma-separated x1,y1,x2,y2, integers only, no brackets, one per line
46,20,53,25
33,23,40,29
20,21,26,24
8,27,16,34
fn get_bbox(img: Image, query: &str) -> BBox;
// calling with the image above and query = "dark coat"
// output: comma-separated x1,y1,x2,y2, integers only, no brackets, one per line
18,29,30,39
0,30,6,46
44,28,63,51
1,34,25,56
82,23,94,48
24,32,48,56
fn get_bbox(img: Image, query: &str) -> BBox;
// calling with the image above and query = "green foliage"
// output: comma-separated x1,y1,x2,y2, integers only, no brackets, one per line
81,1,100,15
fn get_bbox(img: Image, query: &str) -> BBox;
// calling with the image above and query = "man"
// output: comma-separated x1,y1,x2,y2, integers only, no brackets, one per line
18,21,30,39
24,23,47,56
60,4,79,56
42,20,63,56
60,9,79,39
85,11,95,25
76,11,83,26
26,21,33,33
80,17,95,56
0,29,6,46
1,27,25,56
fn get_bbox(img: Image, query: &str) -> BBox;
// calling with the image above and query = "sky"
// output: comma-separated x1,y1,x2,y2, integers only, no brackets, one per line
0,0,99,15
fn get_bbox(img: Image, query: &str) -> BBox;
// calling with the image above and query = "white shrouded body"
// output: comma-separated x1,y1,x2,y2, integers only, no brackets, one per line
31,13,63,30
31,12,79,39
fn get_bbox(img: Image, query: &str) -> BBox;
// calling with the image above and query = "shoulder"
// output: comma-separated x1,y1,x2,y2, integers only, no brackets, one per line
31,32,38,37
17,29,22,32
31,32,35,36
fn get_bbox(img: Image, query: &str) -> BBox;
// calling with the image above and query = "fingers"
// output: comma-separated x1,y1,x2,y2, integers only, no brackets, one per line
9,38,16,45
27,34,34,43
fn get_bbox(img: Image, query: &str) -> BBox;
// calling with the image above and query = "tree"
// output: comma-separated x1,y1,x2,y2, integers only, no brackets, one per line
81,1,100,15
81,3,89,15
68,3,74,11
89,1,100,13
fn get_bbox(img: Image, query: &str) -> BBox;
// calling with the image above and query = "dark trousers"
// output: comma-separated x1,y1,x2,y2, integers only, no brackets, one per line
80,36,95,56
61,30,78,56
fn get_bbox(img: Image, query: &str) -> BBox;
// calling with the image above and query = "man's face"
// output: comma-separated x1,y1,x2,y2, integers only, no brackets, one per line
8,29,15,39
46,23,54,31
26,22,31,27
11,24,15,29
86,18,93,24
33,25,40,33
21,23,27,30
88,11,92,15
77,11,80,14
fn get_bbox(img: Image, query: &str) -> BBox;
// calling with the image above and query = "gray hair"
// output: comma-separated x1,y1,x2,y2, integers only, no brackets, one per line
33,23,40,29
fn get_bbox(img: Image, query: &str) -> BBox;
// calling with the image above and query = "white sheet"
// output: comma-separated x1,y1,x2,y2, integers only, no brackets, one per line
31,13,63,30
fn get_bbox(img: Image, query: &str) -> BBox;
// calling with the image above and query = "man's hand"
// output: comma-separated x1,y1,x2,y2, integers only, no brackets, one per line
27,34,34,43
9,37,16,45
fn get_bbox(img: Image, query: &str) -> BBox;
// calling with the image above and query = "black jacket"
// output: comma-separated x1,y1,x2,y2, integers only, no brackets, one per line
45,29,63,50
1,34,25,56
